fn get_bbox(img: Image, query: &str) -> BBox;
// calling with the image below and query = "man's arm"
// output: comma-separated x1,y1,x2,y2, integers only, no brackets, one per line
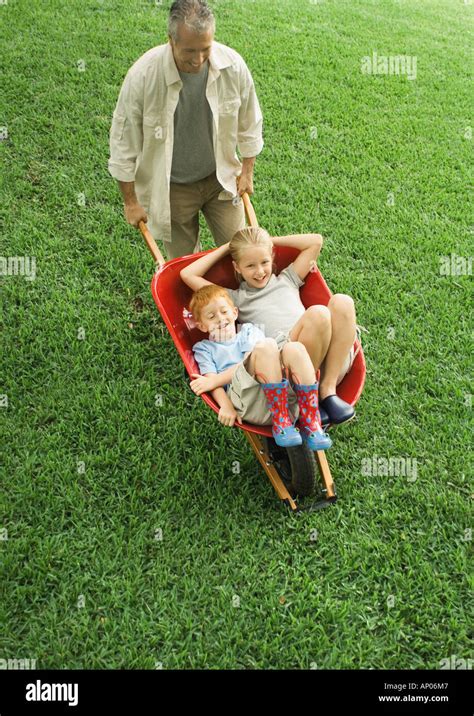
108,70,147,227
236,60,263,196
118,180,147,227
237,156,256,196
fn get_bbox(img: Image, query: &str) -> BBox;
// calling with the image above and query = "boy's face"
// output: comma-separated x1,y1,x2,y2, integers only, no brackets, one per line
232,246,273,289
197,297,238,342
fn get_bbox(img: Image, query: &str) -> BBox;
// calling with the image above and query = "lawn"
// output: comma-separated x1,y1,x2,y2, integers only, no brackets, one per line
1,0,472,669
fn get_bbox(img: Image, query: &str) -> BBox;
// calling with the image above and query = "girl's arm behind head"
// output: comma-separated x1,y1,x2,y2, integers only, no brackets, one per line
180,242,230,291
272,233,323,281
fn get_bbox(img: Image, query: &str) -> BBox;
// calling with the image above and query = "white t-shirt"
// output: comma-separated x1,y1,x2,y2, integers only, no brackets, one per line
226,263,305,340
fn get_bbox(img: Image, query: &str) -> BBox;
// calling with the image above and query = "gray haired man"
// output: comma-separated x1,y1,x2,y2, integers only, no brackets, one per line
108,0,263,259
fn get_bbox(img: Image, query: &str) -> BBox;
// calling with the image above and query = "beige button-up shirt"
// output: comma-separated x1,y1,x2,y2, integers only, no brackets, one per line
108,41,263,243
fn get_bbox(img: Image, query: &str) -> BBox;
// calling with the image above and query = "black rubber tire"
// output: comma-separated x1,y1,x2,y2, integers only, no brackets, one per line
262,438,293,486
263,438,317,497
286,444,317,496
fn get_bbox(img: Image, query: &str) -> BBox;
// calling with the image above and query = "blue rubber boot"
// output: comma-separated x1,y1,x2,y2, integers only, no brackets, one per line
293,382,332,451
261,379,302,447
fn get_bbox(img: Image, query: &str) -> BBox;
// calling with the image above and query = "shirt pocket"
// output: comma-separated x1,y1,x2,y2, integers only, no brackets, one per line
220,97,241,115
142,113,167,144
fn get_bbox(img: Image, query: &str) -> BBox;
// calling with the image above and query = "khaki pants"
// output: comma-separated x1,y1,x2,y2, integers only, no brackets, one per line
166,171,246,259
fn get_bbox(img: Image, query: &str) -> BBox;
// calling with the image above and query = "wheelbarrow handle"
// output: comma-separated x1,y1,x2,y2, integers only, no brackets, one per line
138,220,166,269
241,192,258,228
138,192,257,267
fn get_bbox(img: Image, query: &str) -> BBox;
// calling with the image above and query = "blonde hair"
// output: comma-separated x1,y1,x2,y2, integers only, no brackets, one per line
189,284,235,324
229,227,275,284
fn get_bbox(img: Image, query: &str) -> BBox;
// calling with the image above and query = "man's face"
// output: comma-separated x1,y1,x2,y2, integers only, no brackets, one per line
169,24,214,74
197,297,238,342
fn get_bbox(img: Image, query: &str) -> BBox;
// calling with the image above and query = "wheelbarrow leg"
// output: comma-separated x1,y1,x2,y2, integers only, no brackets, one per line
243,431,298,512
314,449,337,501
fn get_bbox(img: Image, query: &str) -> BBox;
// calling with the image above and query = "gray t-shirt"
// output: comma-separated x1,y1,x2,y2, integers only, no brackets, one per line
226,263,306,341
170,62,216,184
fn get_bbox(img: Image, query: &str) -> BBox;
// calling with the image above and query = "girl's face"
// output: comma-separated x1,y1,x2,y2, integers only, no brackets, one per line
232,246,273,289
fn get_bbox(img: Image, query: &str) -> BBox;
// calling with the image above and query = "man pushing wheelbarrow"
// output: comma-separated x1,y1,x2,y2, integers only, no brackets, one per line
108,0,262,259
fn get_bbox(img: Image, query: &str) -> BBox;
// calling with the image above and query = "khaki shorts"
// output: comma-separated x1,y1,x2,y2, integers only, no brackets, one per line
227,351,300,426
228,329,361,426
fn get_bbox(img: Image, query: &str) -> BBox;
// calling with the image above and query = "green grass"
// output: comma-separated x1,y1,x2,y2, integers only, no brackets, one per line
1,0,472,669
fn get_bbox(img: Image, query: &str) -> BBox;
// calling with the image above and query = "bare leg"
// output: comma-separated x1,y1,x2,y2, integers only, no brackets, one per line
246,338,282,383
288,306,332,372
250,339,305,447
319,294,356,400
281,341,332,449
280,341,316,385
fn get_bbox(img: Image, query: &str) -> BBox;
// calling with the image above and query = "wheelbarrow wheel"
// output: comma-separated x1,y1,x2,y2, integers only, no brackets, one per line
262,438,317,497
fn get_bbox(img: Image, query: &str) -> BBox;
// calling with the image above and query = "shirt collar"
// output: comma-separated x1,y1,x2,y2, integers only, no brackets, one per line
209,42,235,71
242,274,276,294
164,43,181,86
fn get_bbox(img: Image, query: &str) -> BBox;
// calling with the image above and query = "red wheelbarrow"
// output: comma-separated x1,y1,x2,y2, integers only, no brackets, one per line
138,195,365,512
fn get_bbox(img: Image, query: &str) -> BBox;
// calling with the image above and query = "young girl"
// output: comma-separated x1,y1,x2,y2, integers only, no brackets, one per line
180,227,358,426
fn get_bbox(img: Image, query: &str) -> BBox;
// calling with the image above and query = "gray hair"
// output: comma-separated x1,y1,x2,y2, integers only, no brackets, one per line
168,0,215,41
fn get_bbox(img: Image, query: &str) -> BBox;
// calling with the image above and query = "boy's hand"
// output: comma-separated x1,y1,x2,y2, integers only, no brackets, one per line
189,373,216,395
218,405,243,427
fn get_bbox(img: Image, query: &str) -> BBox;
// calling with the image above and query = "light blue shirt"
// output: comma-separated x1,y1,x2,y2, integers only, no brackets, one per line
193,323,266,390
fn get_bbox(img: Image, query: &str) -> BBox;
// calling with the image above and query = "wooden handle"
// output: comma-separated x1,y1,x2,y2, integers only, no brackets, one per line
242,192,258,228
138,221,166,269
